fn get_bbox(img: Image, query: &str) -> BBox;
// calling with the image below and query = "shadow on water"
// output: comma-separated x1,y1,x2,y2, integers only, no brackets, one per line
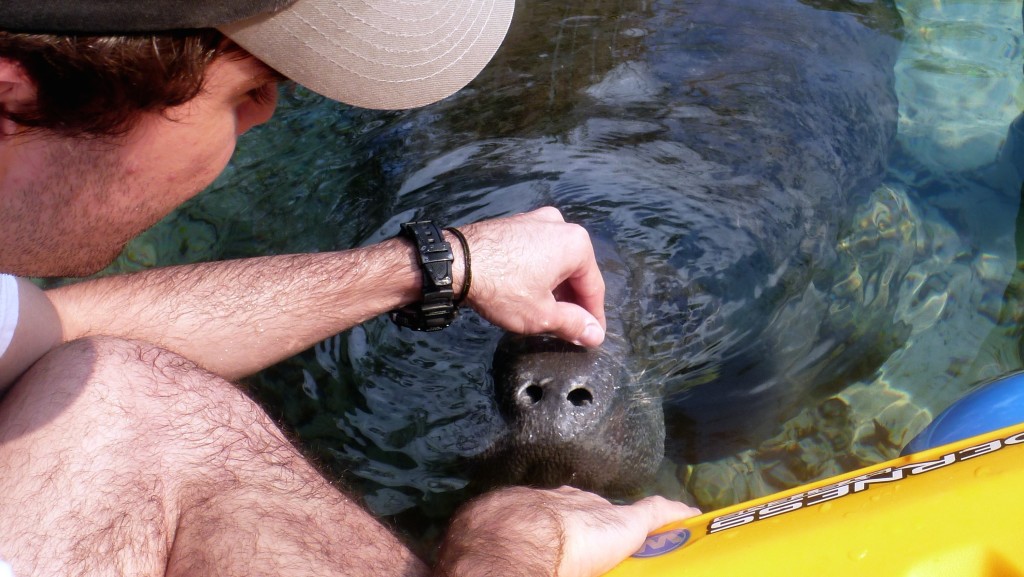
60,0,1024,554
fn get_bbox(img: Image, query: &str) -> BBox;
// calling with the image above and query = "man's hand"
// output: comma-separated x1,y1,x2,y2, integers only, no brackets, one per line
434,486,701,577
457,207,607,347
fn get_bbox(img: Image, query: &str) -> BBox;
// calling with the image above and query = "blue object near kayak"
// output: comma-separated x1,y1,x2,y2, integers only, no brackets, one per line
902,370,1024,455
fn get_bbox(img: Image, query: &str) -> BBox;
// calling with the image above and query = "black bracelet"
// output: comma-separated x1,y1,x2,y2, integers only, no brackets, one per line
445,227,472,307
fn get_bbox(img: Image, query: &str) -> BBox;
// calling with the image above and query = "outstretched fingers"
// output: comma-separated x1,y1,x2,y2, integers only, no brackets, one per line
435,486,700,577
631,495,703,533
556,488,701,577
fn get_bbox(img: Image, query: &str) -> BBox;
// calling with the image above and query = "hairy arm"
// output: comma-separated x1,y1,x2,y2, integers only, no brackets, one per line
434,486,701,577
47,238,416,381
45,207,606,380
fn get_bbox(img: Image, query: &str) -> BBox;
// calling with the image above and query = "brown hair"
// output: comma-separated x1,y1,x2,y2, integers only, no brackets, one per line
0,30,238,137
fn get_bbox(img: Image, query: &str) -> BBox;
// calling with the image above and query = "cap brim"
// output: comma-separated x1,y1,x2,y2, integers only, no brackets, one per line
218,0,514,110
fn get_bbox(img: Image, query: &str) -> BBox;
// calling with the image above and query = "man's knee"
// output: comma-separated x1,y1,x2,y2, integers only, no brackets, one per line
0,337,418,577
2,336,212,432
39,334,210,393
0,334,284,470
0,334,301,502
0,336,208,576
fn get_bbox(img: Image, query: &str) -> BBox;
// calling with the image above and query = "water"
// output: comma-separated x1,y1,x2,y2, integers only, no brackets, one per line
92,0,1023,545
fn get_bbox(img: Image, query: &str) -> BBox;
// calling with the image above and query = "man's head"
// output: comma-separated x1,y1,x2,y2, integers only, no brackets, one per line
0,0,513,277
2,0,515,117
0,31,247,137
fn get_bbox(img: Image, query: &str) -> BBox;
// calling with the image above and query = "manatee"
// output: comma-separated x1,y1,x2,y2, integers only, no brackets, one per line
462,0,904,495
284,0,906,514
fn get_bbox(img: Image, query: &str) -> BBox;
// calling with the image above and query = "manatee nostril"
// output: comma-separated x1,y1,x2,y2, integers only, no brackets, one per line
567,387,593,406
523,384,544,404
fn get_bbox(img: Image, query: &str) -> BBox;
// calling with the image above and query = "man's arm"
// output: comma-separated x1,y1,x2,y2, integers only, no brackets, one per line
44,207,607,381
0,277,62,391
434,486,701,577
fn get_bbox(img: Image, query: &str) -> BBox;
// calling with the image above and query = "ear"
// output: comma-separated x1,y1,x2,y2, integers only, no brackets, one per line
0,58,36,135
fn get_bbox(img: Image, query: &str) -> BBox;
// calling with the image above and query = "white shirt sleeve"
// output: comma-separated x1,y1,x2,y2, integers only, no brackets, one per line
0,274,19,360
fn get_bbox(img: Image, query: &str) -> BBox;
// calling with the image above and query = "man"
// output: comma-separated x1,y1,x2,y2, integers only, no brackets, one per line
0,1,699,576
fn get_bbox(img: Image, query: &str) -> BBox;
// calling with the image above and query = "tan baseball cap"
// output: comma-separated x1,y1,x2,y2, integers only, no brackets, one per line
1,0,515,110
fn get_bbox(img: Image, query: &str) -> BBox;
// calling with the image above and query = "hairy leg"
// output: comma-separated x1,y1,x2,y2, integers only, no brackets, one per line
0,336,426,577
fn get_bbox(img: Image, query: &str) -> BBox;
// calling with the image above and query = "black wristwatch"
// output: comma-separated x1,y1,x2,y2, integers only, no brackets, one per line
390,221,458,331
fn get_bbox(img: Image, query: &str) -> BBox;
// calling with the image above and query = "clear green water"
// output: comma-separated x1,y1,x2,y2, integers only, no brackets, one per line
81,0,1024,545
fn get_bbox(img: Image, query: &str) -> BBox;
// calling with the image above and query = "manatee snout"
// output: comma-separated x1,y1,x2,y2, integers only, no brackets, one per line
513,374,596,417
483,332,665,498
496,335,611,437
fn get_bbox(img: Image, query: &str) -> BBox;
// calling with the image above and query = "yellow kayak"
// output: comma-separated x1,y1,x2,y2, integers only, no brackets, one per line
609,415,1024,576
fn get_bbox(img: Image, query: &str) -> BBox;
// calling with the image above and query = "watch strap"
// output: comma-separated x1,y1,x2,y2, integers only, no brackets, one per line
390,221,458,331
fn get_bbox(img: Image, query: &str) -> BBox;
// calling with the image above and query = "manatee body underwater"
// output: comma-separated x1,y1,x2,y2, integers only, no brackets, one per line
462,0,901,498
317,0,905,508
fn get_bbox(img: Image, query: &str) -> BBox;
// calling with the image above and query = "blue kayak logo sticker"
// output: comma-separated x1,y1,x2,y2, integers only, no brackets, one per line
632,529,691,558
